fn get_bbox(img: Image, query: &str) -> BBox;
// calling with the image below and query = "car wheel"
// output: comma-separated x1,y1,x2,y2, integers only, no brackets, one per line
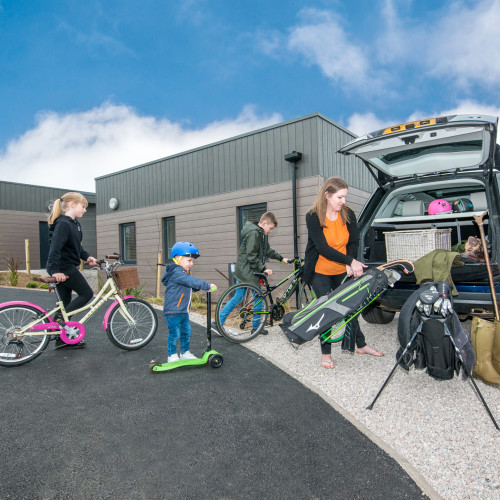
361,305,396,324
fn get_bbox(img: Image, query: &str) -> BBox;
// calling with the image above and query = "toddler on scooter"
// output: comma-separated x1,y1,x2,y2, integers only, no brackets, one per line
162,242,216,362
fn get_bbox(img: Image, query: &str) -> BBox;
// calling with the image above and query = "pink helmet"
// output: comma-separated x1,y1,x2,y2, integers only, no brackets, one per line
428,199,452,215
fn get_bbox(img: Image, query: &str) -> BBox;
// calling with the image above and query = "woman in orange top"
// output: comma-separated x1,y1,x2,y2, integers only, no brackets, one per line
303,177,383,369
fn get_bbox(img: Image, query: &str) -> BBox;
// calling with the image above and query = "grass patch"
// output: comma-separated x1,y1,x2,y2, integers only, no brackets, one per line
0,271,43,288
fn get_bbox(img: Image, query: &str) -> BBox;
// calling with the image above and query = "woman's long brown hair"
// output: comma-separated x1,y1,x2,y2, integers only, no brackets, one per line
309,177,351,228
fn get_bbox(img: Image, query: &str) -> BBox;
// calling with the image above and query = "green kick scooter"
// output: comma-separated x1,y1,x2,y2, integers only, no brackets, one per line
149,291,223,373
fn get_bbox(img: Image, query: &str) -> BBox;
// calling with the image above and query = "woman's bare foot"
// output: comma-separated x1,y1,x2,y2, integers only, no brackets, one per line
321,354,335,369
356,345,384,357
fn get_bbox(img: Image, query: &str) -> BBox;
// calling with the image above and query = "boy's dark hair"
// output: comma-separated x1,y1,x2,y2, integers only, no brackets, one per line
259,211,278,227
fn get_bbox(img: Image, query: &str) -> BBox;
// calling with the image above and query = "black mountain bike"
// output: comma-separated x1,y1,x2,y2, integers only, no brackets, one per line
214,258,314,343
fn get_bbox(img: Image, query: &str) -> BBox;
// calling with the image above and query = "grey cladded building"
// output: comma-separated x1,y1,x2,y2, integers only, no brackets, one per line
0,181,96,271
95,113,377,295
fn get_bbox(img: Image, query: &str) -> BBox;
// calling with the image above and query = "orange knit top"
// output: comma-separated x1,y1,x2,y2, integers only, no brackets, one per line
314,215,349,276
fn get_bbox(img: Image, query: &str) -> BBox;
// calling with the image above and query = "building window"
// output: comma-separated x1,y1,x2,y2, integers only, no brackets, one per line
238,203,267,244
120,223,137,264
163,217,176,262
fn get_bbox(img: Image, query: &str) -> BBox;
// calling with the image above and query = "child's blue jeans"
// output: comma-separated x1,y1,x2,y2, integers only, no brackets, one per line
165,313,191,356
219,281,263,330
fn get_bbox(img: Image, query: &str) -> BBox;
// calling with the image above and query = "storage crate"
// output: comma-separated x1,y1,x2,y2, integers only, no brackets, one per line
383,229,452,262
113,267,140,289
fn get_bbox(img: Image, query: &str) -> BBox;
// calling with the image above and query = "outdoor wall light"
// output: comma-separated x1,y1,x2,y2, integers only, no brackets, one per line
284,151,303,163
109,198,119,210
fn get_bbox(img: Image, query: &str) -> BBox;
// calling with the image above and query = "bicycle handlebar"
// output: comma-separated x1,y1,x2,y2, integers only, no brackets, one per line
105,254,120,260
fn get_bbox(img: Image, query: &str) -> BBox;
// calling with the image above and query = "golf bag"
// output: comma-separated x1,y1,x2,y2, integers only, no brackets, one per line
397,282,475,380
367,281,498,431
280,266,400,346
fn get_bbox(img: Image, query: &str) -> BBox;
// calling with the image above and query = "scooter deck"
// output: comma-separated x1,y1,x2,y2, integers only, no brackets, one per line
150,349,221,372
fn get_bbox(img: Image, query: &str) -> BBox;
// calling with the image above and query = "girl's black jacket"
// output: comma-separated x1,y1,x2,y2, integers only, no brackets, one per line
46,215,90,275
303,209,360,285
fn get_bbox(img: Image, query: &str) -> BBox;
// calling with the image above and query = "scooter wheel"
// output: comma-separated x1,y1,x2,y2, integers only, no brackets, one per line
149,360,161,373
209,354,223,369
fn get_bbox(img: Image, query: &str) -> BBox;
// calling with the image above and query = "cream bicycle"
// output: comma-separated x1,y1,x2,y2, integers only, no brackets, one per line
0,254,158,366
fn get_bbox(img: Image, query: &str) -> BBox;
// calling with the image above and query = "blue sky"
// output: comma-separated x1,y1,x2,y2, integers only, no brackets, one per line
1,0,500,191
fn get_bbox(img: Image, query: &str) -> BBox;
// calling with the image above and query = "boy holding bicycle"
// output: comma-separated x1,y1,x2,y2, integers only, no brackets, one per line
214,212,291,335
162,241,217,363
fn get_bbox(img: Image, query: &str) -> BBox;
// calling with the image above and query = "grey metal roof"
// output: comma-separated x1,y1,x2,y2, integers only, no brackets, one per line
0,181,95,212
95,113,375,214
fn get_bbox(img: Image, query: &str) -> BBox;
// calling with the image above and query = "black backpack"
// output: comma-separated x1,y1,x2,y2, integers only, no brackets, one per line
420,316,457,380
397,282,460,380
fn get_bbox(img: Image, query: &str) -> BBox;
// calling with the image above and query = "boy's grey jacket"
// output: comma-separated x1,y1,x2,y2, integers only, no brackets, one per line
234,221,283,287
162,263,211,314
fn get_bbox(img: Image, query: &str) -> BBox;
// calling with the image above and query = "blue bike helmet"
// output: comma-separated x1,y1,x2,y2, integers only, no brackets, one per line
170,241,200,259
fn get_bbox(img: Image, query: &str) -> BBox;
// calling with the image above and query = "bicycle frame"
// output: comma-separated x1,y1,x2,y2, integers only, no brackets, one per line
259,265,303,306
6,271,135,340
259,264,310,305
249,260,313,326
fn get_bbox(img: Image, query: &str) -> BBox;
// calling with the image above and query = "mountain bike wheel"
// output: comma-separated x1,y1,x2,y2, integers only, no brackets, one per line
215,283,268,343
106,298,158,350
0,304,50,366
298,281,314,309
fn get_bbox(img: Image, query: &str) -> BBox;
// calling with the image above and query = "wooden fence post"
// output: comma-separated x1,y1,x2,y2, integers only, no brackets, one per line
156,252,162,297
25,239,30,274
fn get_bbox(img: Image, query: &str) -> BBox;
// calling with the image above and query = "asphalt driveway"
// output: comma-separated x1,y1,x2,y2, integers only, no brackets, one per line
0,288,428,499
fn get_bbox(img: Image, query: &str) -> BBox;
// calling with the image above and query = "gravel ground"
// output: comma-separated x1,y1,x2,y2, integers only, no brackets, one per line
190,311,500,500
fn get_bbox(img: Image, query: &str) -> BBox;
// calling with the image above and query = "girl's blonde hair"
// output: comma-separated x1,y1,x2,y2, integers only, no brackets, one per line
48,192,88,224
309,177,352,227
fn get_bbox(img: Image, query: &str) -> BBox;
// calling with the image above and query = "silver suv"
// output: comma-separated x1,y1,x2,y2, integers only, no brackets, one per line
339,114,500,323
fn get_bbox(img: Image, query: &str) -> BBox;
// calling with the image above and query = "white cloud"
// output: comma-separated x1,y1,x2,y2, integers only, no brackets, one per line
375,0,500,89
435,100,500,120
376,0,414,64
346,112,392,136
346,100,500,136
425,0,500,87
285,8,374,91
0,103,282,192
262,1,500,97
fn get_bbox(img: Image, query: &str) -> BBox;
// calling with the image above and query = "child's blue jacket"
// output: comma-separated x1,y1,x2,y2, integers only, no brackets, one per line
162,263,211,314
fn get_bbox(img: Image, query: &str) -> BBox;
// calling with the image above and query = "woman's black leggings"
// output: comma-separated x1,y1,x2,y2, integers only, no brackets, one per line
310,272,367,354
55,269,93,316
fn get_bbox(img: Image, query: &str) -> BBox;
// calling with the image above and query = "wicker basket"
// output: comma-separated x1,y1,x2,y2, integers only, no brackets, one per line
384,229,452,262
113,267,140,289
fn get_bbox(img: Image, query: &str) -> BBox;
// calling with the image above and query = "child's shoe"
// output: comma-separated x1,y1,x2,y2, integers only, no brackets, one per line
180,351,197,360
167,353,180,363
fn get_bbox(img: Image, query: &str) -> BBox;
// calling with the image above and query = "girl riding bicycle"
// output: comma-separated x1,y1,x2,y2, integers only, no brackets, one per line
46,192,98,349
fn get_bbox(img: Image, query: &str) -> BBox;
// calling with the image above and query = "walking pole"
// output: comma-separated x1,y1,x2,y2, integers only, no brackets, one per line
367,323,423,410
473,210,500,320
444,324,499,431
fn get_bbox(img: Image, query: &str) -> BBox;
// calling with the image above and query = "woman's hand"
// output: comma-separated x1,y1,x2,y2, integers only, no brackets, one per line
264,269,273,276
347,259,367,278
85,257,99,266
